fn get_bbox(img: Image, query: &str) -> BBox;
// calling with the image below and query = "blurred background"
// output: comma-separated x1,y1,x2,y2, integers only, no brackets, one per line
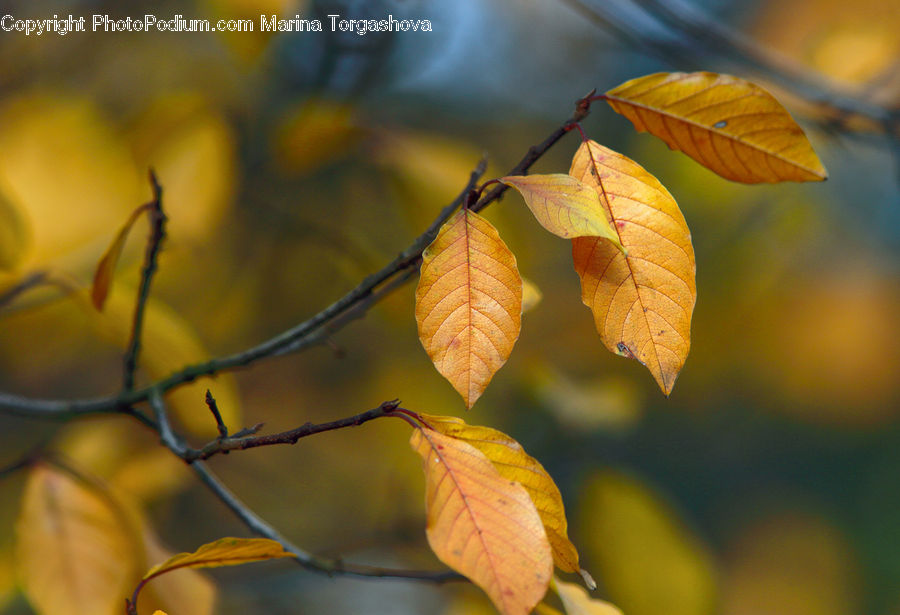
0,0,898,614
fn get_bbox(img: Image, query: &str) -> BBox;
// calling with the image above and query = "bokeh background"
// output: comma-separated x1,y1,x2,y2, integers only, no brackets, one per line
1,0,898,614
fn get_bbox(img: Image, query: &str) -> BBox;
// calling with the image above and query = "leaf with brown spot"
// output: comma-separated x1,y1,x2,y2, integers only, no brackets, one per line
410,427,552,615
141,537,295,581
415,209,522,408
605,71,827,183
419,413,582,574
570,140,696,395
500,174,623,250
91,203,150,311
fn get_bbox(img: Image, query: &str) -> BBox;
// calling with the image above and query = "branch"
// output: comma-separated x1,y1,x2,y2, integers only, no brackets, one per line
0,91,594,419
180,399,405,462
123,170,167,392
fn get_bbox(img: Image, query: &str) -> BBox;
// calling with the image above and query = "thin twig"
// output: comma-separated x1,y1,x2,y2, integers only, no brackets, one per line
0,271,48,310
181,400,403,462
123,170,167,392
205,390,229,438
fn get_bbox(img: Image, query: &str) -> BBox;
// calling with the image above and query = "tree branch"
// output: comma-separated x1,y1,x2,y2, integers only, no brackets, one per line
123,170,167,392
0,91,593,419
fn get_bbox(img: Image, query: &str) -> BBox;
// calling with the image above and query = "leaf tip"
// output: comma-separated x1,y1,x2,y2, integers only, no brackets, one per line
578,568,597,591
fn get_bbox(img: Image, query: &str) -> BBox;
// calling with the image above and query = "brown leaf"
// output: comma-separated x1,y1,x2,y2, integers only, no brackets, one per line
410,427,552,615
420,414,581,573
570,140,696,395
605,72,827,183
91,203,150,311
415,209,522,408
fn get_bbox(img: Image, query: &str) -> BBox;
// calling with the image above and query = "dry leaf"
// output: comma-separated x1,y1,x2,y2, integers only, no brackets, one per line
415,209,522,408
554,577,624,615
605,72,827,183
570,140,696,395
410,427,552,615
420,413,581,573
500,175,623,249
15,464,142,615
136,530,216,615
91,204,150,311
142,537,295,581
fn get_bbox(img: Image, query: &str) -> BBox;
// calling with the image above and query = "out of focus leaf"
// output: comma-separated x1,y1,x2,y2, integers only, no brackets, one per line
415,209,522,408
142,537,294,581
130,93,235,241
570,140,696,395
0,549,15,611
93,286,241,436
410,427,552,615
721,511,860,615
500,175,623,249
273,98,360,176
605,72,827,183
580,470,717,615
15,464,142,615
136,528,216,615
522,277,543,314
91,204,150,311
420,413,581,573
0,95,144,269
0,189,30,271
554,577,623,615
111,448,192,504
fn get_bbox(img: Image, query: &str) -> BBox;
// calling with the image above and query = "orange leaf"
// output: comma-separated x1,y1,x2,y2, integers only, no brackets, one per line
570,140,696,395
91,203,150,311
605,72,827,183
142,537,295,581
415,209,522,408
410,427,552,615
500,175,623,249
419,413,582,573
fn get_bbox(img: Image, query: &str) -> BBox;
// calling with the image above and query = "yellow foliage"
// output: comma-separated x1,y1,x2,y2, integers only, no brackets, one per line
415,209,523,408
605,72,827,183
571,140,695,395
410,427,552,615
580,470,717,615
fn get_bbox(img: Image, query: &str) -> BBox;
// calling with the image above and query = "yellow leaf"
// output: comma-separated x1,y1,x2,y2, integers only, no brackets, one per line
152,611,169,615
410,427,552,615
94,285,242,436
500,175,623,249
135,532,218,615
273,98,360,176
419,413,581,573
570,140,696,395
415,209,523,408
15,464,143,615
554,577,623,615
605,72,827,183
0,188,30,271
580,471,717,615
91,204,150,311
142,537,295,581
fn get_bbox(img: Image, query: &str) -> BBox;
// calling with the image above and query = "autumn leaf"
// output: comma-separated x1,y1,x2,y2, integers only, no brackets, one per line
419,413,582,573
0,189,30,271
152,611,169,615
91,203,151,311
136,529,216,615
500,174,623,250
415,208,522,408
605,72,827,183
15,464,143,615
570,140,696,395
141,537,295,581
410,427,552,615
553,577,623,615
